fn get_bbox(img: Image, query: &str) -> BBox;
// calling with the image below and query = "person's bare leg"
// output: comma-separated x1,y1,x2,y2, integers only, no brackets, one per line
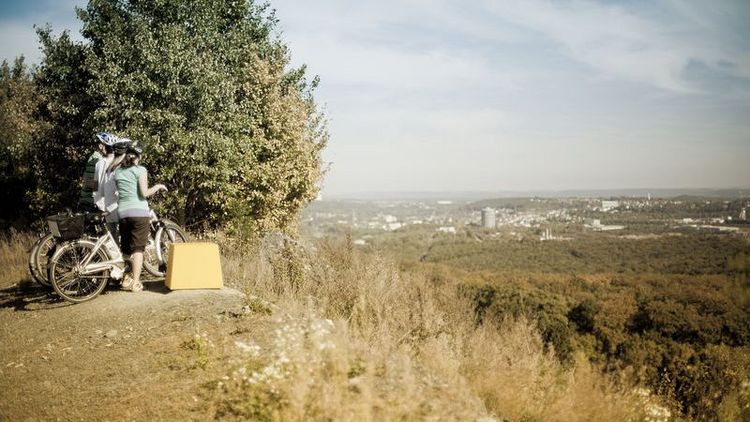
130,251,144,290
131,251,143,282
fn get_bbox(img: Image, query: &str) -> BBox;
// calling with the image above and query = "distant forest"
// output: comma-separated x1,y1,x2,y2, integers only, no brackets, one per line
372,227,750,419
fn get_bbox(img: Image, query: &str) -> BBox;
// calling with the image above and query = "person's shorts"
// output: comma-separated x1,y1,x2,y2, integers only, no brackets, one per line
119,217,150,255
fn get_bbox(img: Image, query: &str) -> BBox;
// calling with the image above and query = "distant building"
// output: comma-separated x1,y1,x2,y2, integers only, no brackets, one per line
585,218,624,231
385,222,402,231
481,207,496,229
437,226,456,234
383,214,397,223
601,200,620,212
740,207,747,221
540,228,552,241
598,224,625,231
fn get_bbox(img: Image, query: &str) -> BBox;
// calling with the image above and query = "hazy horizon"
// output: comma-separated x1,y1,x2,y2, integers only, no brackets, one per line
2,0,749,196
323,186,750,200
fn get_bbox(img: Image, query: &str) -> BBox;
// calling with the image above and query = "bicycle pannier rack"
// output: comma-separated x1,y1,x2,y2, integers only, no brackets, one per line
47,214,85,240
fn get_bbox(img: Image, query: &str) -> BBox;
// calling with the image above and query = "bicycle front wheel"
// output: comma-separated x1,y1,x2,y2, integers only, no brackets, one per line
28,232,56,287
143,220,188,278
48,239,110,303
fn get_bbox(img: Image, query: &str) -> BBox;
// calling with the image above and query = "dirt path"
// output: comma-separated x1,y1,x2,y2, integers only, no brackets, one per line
0,281,262,421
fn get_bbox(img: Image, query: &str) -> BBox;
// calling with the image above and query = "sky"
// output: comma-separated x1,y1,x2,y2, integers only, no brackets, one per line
2,0,749,196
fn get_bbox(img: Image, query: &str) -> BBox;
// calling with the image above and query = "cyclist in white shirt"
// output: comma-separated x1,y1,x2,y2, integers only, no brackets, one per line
93,134,125,244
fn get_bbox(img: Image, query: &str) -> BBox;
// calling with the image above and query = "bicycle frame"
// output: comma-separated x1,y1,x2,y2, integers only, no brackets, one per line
46,208,186,303
76,231,126,279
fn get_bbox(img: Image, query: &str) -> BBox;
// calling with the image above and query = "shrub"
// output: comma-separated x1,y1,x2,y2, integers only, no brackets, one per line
568,300,599,334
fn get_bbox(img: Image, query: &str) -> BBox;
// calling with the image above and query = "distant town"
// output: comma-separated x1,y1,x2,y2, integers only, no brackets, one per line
302,195,750,243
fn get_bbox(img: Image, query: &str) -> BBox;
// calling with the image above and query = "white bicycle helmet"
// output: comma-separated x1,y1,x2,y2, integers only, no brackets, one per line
95,131,119,147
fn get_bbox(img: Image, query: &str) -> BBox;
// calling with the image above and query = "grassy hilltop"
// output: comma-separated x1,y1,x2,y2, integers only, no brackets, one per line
0,231,660,421
1,195,749,420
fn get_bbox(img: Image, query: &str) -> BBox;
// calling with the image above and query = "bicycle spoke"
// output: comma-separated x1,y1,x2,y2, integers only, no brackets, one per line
56,272,79,290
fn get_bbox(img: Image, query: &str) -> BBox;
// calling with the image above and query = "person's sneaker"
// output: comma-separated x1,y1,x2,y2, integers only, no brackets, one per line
131,281,143,292
121,274,134,290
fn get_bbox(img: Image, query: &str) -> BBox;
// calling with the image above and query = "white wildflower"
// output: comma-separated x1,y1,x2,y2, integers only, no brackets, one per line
319,341,335,351
235,340,262,356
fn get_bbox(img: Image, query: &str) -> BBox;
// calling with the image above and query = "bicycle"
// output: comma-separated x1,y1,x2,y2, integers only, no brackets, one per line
30,209,187,287
45,210,188,303
46,212,125,302
28,231,56,287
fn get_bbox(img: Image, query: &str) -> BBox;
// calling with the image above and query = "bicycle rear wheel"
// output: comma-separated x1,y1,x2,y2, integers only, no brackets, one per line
143,237,160,277
49,239,110,303
28,232,56,287
143,220,188,278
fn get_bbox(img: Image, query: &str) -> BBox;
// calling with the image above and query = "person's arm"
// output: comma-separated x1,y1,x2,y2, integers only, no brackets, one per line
83,163,98,190
83,177,98,190
93,159,107,193
138,170,167,198
82,153,99,189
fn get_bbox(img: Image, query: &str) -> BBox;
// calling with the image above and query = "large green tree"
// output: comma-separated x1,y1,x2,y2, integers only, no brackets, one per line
32,29,97,219
34,0,326,233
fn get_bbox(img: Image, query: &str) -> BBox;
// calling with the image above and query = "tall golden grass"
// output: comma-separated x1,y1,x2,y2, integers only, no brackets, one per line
0,230,669,420
0,230,35,289
216,234,665,421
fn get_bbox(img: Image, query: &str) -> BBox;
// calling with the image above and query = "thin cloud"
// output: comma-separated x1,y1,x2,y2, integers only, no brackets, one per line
482,0,750,94
2,0,748,194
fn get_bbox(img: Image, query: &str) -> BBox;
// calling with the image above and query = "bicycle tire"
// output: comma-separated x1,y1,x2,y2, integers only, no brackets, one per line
48,239,110,303
143,220,188,278
28,234,44,284
28,232,56,287
143,237,160,277
143,219,165,277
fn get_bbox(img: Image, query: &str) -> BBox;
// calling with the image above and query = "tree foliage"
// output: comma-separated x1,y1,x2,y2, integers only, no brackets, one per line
32,29,96,218
31,0,326,233
451,270,750,419
0,57,42,227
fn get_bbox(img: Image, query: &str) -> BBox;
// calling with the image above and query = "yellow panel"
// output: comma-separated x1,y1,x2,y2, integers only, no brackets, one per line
165,242,223,290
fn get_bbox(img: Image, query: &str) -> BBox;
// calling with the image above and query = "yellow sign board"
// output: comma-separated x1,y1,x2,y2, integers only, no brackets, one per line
165,242,223,290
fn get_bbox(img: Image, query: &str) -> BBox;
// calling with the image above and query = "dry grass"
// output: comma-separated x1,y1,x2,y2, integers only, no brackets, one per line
215,234,663,421
0,230,260,421
0,230,35,289
0,230,668,420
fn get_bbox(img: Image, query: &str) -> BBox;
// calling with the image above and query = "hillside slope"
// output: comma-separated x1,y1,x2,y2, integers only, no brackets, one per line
0,283,259,420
